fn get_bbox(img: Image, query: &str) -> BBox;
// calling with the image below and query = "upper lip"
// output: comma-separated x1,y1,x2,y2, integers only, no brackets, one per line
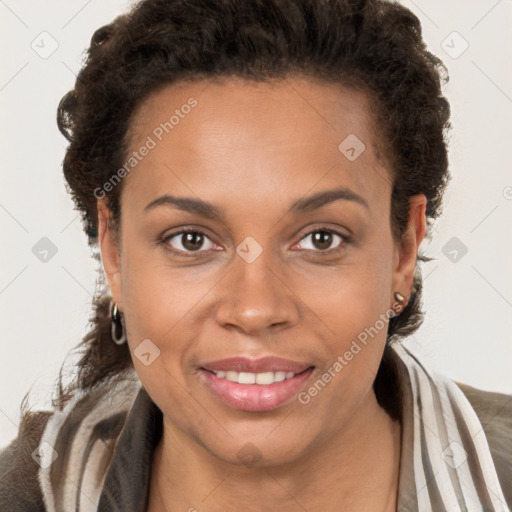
200,357,314,374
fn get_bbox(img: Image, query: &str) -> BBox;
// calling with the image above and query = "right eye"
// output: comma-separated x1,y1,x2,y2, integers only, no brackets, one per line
160,229,221,256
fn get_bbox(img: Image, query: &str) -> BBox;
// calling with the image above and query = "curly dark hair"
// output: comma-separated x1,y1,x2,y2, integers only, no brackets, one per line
49,0,451,416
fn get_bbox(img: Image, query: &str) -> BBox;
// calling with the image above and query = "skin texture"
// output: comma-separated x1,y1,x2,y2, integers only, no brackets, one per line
97,76,427,511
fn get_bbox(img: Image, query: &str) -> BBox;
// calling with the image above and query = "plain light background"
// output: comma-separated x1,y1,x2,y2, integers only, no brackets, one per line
1,0,511,449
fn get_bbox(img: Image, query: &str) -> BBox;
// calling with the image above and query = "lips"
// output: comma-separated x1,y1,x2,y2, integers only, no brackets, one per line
198,356,315,411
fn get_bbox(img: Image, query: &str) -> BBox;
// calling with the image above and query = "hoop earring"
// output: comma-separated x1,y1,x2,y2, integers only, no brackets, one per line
111,302,127,345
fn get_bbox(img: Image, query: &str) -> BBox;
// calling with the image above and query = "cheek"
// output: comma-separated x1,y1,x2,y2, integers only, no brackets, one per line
120,224,205,318
119,235,228,384
119,241,185,359
301,233,395,376
300,242,393,335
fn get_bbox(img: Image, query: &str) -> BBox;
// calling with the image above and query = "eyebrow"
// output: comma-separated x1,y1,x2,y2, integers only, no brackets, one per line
143,187,370,221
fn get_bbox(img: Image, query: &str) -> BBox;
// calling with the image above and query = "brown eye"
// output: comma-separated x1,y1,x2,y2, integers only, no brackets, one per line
164,230,217,254
181,232,204,251
296,229,346,252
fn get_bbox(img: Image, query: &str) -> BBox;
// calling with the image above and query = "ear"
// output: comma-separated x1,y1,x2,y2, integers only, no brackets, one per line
391,194,427,313
97,198,123,308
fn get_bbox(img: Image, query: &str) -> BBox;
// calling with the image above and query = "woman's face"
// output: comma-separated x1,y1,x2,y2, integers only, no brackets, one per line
99,76,425,466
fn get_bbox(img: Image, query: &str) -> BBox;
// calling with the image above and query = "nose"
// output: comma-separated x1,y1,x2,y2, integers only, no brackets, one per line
214,248,300,336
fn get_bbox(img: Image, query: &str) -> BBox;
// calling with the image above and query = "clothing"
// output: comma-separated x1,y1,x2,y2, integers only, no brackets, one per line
1,345,511,512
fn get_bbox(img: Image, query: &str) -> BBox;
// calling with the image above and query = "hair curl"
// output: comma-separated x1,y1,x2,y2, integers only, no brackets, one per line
50,0,451,416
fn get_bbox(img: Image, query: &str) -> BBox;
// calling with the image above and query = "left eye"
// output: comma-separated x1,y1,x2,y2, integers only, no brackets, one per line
295,230,345,252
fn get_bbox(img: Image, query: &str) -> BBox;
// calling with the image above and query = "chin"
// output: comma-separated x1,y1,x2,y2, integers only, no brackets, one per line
193,426,314,469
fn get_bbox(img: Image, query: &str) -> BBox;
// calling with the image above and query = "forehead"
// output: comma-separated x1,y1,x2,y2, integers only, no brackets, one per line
129,76,382,149
122,76,391,217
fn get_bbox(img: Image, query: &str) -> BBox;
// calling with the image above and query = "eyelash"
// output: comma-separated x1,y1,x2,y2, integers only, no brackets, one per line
157,227,349,258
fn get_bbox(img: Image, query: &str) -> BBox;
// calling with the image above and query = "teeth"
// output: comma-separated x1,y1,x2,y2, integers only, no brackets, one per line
226,371,238,382
213,370,298,384
274,371,286,382
256,372,274,385
238,372,256,384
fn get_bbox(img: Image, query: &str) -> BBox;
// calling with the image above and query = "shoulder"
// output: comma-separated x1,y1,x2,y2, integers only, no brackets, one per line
0,410,51,511
455,381,512,443
455,381,512,506
0,372,141,512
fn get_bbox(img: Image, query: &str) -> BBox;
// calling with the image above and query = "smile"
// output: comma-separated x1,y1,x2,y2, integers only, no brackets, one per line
199,364,315,412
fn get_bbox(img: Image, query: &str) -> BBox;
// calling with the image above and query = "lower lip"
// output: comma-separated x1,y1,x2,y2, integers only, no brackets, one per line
199,368,314,412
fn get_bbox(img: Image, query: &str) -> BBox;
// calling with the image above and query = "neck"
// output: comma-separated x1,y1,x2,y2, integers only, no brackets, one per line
148,390,401,512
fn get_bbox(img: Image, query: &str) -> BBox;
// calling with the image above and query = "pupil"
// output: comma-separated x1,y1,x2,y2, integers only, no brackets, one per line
183,232,203,251
313,231,332,250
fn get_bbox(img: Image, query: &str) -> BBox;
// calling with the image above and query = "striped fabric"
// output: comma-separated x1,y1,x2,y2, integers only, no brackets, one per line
393,344,508,511
35,347,509,511
37,371,141,512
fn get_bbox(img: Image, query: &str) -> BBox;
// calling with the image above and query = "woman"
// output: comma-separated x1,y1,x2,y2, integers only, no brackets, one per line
1,0,510,510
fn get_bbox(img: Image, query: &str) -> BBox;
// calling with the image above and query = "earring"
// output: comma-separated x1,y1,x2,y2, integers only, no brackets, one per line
394,292,406,303
111,302,127,345
391,291,407,318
